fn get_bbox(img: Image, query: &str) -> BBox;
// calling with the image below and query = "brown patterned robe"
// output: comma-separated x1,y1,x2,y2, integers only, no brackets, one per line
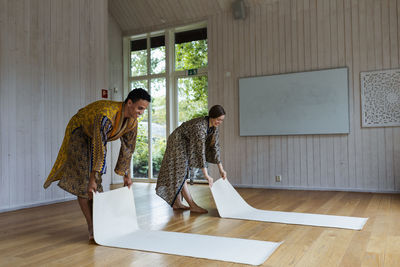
156,117,221,206
43,100,138,198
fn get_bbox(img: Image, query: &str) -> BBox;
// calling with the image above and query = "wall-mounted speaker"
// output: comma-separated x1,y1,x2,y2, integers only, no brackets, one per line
232,0,246,20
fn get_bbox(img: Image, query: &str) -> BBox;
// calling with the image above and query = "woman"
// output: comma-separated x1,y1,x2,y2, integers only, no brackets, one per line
156,105,227,213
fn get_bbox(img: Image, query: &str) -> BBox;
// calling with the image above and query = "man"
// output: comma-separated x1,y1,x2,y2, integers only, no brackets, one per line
43,88,151,240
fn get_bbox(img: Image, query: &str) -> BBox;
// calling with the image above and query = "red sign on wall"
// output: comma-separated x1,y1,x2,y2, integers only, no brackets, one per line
101,89,108,99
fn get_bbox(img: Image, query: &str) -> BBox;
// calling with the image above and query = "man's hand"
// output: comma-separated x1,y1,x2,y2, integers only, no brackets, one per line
87,179,97,199
87,171,99,199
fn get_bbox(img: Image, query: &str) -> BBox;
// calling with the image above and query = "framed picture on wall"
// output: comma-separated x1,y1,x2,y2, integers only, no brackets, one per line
361,68,400,127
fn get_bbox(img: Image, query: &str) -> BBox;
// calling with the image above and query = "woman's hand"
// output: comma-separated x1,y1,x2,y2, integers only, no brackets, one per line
206,175,214,188
217,163,227,180
208,176,214,188
123,173,132,188
202,167,214,188
219,169,227,180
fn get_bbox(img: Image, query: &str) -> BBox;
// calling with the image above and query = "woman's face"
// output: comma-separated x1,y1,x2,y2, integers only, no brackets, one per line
211,115,225,127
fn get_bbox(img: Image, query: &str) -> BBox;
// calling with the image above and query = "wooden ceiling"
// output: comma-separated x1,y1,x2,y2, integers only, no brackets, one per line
108,0,235,35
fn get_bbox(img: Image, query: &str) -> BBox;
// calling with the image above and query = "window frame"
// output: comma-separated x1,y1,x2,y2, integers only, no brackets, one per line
123,22,208,182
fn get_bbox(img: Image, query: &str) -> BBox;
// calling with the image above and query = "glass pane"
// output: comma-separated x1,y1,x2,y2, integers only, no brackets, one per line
177,76,208,124
151,36,165,74
150,78,166,178
130,85,149,178
131,47,147,76
130,80,148,91
175,39,208,71
177,76,208,181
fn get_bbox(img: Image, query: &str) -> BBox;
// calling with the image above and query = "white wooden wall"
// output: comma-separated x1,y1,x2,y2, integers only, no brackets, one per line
208,0,400,192
1,0,399,212
0,0,109,211
108,13,124,185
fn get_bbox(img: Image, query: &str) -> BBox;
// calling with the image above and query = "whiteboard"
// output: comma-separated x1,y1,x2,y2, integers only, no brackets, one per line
239,68,349,136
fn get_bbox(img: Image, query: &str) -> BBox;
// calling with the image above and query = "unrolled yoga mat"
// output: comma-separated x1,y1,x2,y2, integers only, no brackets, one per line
211,179,368,230
93,186,282,265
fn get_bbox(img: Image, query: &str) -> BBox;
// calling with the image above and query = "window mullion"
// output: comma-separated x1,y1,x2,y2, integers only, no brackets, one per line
129,73,166,81
167,29,177,134
147,35,153,180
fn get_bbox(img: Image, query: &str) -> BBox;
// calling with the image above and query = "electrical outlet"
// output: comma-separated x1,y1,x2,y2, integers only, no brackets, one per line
275,175,281,182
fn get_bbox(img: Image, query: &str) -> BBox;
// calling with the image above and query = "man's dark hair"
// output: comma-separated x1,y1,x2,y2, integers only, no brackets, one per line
124,88,151,104
209,105,226,118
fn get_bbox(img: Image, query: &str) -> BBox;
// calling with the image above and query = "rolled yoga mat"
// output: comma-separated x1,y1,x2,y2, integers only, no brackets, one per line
93,186,282,266
210,178,368,230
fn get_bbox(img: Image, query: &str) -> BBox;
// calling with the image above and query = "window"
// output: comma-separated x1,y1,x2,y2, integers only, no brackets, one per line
126,24,208,182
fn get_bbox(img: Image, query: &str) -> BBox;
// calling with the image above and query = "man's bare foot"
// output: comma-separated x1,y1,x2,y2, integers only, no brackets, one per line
173,203,190,210
88,225,94,241
190,205,208,214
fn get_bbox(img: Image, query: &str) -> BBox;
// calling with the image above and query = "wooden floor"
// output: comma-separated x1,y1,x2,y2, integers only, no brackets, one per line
1,183,400,267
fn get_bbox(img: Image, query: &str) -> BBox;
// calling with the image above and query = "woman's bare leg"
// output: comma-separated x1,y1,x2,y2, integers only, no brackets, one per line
78,197,94,240
172,192,190,210
180,180,208,213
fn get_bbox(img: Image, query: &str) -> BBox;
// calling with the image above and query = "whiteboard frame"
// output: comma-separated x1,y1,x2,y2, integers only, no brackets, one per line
239,68,350,136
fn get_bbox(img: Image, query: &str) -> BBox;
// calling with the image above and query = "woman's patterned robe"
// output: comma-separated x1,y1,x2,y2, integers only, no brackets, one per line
156,117,221,206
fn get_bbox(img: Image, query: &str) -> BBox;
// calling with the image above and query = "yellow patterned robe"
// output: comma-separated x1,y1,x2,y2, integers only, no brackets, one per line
43,100,138,195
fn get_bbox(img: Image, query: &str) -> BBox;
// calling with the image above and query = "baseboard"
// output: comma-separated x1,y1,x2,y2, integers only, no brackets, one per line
234,183,400,193
0,196,76,213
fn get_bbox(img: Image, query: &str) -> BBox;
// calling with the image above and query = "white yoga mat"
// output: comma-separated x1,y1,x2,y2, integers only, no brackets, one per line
93,186,282,265
211,179,368,230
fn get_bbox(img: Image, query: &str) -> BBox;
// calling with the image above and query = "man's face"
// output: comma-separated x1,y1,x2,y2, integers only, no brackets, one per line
126,99,149,119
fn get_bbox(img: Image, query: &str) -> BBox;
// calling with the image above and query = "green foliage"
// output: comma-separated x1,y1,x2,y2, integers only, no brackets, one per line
151,47,165,74
152,137,166,177
178,76,208,123
151,97,166,124
175,40,208,70
132,124,149,177
131,50,147,76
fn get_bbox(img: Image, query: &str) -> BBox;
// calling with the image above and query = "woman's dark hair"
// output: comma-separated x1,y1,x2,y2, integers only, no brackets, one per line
209,105,226,118
124,88,151,104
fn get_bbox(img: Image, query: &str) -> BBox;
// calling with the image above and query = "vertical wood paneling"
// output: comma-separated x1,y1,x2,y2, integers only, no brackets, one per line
384,0,397,190
109,14,124,185
351,0,363,189
381,0,391,191
7,0,19,205
344,0,355,189
0,0,9,207
248,4,257,185
393,0,400,190
29,0,46,202
0,0,108,211
205,0,400,192
337,0,349,189
256,5,265,186
43,0,52,201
